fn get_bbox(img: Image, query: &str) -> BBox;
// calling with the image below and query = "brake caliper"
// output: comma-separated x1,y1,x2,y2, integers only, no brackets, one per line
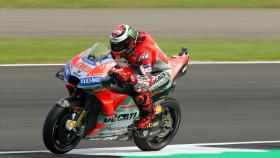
65,109,86,135
65,113,77,131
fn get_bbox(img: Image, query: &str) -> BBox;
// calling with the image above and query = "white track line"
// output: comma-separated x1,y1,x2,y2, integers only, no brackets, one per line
0,150,47,154
0,61,280,67
0,140,280,155
0,63,65,67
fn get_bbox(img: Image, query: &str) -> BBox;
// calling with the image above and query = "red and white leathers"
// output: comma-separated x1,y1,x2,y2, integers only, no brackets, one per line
111,31,172,129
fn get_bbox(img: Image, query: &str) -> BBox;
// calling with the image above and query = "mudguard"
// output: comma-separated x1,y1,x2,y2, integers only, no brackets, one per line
56,97,80,108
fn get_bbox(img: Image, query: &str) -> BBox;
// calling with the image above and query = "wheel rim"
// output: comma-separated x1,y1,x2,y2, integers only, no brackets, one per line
148,106,176,144
51,110,85,150
157,108,173,138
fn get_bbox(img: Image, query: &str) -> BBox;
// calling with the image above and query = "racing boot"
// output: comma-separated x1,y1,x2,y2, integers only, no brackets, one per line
134,105,155,138
137,106,155,129
135,93,155,129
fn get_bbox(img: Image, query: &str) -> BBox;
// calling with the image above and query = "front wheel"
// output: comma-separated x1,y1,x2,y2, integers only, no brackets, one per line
43,105,85,154
133,97,181,151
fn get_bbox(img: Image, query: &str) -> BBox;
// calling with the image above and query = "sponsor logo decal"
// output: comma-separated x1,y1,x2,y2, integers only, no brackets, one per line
100,57,114,64
73,70,82,77
143,131,148,137
139,53,149,62
144,67,152,73
81,57,96,66
152,72,166,84
80,77,103,86
76,62,91,72
98,61,115,69
128,28,137,39
91,136,119,141
136,75,149,81
104,126,126,132
143,63,151,68
104,112,138,123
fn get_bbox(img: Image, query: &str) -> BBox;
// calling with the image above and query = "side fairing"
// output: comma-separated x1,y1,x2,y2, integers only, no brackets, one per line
64,61,71,82
86,96,139,139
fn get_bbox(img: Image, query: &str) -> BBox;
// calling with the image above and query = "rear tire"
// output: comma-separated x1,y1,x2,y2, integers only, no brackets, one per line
133,97,181,151
43,105,84,154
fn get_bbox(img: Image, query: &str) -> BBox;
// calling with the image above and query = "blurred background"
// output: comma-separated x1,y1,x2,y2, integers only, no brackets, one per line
0,0,280,154
1,0,280,63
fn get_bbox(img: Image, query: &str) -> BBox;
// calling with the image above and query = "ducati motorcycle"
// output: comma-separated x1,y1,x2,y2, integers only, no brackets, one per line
43,43,189,154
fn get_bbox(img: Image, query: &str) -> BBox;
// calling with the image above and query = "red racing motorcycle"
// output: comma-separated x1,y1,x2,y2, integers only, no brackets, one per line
43,43,189,154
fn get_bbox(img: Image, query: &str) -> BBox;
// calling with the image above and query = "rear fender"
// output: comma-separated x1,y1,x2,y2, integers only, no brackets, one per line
175,62,188,79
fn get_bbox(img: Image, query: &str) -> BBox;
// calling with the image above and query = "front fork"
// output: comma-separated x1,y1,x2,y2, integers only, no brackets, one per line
56,97,87,136
56,85,96,136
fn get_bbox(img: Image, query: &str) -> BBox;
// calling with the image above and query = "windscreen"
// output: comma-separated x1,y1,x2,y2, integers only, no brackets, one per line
88,43,111,59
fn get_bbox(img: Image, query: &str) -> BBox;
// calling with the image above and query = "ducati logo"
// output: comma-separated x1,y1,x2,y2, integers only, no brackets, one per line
104,112,138,123
143,131,148,137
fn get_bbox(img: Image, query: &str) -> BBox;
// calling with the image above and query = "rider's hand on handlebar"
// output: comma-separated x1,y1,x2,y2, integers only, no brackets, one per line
108,67,136,85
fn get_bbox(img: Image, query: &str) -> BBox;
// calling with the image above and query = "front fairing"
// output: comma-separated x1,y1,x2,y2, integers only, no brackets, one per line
64,43,116,89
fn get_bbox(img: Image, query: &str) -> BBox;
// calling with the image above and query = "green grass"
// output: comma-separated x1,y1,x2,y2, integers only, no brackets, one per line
1,0,280,8
0,38,280,64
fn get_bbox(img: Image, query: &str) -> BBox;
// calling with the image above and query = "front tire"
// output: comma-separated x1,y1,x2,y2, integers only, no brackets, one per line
133,97,181,151
43,105,84,154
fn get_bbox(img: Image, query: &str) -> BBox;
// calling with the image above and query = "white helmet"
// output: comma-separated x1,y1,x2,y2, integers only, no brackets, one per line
110,24,138,58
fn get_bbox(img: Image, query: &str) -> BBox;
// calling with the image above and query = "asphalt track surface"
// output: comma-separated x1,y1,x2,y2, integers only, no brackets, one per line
1,9,280,39
0,63,280,154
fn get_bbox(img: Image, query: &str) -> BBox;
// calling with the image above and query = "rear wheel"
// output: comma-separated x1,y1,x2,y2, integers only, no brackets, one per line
133,98,181,151
43,105,86,154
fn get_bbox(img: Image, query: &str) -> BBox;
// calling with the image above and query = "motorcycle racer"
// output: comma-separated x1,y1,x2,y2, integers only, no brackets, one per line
109,24,172,129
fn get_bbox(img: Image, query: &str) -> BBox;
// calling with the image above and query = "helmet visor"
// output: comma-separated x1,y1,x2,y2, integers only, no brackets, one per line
110,37,131,53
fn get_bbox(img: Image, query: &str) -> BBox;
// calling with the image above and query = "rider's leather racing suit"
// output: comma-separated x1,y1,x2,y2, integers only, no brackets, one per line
112,31,172,129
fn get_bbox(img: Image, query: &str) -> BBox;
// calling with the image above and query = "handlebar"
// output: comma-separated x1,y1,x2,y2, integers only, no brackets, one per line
105,72,133,94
